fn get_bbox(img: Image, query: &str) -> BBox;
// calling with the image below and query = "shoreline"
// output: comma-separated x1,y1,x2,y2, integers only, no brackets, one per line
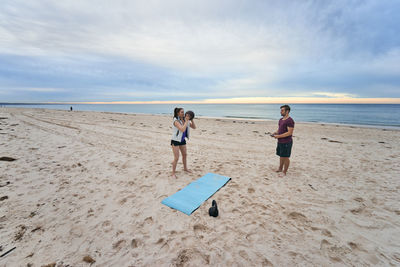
3,106,400,131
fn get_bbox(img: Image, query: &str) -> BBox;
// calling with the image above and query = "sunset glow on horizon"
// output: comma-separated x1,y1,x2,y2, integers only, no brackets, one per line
46,97,400,105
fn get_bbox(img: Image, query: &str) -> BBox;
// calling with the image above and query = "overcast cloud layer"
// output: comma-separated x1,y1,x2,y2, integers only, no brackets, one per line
0,0,399,102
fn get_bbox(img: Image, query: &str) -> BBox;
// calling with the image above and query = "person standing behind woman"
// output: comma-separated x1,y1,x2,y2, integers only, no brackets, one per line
171,107,196,178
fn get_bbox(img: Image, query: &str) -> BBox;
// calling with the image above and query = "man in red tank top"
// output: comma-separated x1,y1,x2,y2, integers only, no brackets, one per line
272,105,295,175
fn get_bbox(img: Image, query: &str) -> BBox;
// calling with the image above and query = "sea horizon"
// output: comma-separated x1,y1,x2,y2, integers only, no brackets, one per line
2,103,400,129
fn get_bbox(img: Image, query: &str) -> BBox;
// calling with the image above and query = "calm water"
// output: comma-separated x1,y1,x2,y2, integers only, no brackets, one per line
2,103,400,128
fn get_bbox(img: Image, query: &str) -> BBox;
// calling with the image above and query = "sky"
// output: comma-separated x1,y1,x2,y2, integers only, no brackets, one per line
0,0,400,103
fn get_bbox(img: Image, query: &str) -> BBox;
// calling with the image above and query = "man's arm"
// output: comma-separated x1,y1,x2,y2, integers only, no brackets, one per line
190,120,196,129
274,127,294,139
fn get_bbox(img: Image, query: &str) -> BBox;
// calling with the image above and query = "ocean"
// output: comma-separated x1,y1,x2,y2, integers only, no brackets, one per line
1,103,400,129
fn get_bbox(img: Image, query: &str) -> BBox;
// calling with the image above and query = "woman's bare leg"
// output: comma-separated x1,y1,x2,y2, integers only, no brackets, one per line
179,145,191,172
171,145,180,178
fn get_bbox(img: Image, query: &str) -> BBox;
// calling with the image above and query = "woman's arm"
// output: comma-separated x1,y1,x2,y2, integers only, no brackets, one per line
173,119,189,132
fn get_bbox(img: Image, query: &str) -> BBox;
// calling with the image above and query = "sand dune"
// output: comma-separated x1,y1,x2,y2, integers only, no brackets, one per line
0,107,399,266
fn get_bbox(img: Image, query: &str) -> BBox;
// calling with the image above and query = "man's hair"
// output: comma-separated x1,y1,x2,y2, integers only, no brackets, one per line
280,105,291,112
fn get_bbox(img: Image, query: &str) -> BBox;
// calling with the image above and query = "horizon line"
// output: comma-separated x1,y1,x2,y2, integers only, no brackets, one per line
2,97,400,104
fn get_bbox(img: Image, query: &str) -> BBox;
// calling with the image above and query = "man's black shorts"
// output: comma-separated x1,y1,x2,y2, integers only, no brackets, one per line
276,142,293,157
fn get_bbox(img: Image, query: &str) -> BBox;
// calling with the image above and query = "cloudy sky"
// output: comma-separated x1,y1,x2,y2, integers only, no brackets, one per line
1,0,399,103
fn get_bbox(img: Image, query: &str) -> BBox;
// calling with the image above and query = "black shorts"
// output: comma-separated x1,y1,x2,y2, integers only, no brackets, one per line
276,142,293,157
171,140,186,146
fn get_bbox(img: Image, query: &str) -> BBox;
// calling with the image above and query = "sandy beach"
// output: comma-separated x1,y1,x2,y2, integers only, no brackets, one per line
1,107,399,266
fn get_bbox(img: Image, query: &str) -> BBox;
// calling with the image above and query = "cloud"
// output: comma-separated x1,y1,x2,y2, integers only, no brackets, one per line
310,92,357,98
0,0,399,101
17,87,66,92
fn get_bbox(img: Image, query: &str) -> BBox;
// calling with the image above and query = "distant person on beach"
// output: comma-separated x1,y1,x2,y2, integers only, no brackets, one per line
70,106,73,111
271,105,295,175
171,107,196,178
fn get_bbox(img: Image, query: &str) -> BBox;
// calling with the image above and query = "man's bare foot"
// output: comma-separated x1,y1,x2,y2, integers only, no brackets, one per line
278,171,287,177
184,169,192,173
172,173,177,178
275,169,283,173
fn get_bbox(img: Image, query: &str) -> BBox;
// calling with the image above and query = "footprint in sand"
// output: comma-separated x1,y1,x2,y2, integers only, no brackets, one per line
231,208,241,215
174,249,210,266
251,203,269,212
321,229,333,237
239,250,250,261
287,212,308,224
193,223,207,234
101,220,113,233
350,204,366,214
87,208,95,217
245,232,257,242
144,216,153,224
131,238,140,248
320,239,351,262
119,198,127,205
155,238,165,244
229,182,239,189
247,187,255,193
262,258,274,266
347,241,366,252
112,239,126,251
14,225,27,241
353,197,364,202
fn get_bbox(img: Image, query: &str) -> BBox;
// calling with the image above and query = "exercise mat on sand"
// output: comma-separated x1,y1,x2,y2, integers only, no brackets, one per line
162,173,231,215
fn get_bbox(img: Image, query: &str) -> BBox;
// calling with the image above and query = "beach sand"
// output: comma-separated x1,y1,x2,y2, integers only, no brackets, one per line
1,107,399,266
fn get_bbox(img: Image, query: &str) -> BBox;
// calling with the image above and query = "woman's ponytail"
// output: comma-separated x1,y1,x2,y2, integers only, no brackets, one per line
174,107,182,119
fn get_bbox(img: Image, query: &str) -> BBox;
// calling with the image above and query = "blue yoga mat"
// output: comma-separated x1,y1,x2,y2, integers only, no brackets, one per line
162,173,231,215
